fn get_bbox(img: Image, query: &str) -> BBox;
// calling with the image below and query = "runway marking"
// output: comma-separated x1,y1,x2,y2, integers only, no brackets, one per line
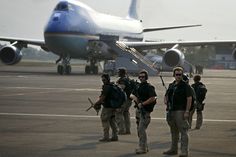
0,87,100,96
1,87,100,91
0,75,28,78
0,112,236,123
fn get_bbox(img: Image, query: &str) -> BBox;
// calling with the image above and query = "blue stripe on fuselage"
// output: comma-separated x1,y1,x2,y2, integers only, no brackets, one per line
44,32,99,58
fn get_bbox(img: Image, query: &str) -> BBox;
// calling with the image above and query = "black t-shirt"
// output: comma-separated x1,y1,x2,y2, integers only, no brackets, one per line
166,80,192,111
135,82,157,112
101,83,112,108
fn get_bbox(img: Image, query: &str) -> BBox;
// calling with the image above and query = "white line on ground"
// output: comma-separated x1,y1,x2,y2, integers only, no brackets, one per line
0,112,236,122
0,87,100,96
0,87,100,91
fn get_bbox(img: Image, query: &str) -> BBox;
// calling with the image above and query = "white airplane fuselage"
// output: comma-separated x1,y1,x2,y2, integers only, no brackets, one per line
44,0,143,60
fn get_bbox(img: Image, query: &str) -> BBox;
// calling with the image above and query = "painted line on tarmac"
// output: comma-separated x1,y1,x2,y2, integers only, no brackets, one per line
0,87,100,91
0,112,236,123
0,87,100,96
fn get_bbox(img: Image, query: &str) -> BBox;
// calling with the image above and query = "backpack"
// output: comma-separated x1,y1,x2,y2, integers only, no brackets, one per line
190,87,196,111
196,84,207,103
128,79,140,96
109,84,127,108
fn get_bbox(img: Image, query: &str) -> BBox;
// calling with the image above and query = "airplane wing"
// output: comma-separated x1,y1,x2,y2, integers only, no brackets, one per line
143,24,202,33
121,39,236,68
122,40,236,50
0,36,46,48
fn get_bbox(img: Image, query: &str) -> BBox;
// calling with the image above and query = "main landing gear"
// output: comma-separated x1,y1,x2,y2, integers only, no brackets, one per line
56,55,72,75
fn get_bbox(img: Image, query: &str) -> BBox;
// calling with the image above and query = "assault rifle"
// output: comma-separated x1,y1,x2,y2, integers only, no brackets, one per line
133,100,146,119
86,97,100,115
160,75,167,90
160,75,171,121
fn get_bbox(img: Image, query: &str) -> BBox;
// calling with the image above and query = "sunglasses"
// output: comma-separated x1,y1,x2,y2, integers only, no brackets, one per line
138,76,145,79
175,73,182,76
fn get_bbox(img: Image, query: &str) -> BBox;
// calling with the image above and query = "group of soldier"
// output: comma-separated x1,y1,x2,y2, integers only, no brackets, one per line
93,66,207,157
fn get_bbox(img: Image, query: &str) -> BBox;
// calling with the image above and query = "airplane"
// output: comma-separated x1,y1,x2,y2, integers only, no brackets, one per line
0,0,236,75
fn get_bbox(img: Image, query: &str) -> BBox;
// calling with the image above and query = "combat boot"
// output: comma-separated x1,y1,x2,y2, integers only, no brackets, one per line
163,149,178,155
99,137,110,142
110,136,118,142
118,131,126,135
179,152,188,157
135,147,148,154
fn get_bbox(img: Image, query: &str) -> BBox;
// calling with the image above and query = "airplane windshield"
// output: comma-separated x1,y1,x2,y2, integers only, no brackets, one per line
55,2,69,11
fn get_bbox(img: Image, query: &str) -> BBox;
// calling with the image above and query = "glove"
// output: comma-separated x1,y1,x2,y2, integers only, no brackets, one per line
138,103,143,109
94,104,101,110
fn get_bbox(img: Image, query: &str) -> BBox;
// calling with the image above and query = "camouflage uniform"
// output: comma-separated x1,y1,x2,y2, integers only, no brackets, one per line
116,76,132,134
133,80,156,154
115,99,132,134
100,107,118,140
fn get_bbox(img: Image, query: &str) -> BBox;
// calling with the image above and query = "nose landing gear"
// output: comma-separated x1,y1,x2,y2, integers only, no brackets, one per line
85,59,98,74
56,55,72,75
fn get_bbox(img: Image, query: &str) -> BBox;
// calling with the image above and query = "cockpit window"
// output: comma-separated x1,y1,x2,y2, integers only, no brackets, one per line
55,2,69,11
55,2,75,12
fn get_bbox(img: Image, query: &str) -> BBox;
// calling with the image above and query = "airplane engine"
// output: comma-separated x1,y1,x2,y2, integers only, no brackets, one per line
163,48,185,67
232,48,236,60
0,45,22,65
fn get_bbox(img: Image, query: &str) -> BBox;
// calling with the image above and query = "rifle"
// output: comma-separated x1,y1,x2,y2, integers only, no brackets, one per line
160,75,167,90
160,75,171,121
133,100,145,119
86,97,100,115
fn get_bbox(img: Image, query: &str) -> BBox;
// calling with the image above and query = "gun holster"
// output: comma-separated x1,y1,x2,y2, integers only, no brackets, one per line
166,110,171,122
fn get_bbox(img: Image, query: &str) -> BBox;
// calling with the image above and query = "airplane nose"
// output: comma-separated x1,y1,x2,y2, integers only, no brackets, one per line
44,12,69,33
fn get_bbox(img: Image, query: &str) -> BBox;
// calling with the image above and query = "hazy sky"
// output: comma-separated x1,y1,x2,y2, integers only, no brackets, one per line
0,0,235,41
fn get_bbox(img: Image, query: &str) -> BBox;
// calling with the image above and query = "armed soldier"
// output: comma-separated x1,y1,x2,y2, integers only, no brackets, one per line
115,67,132,135
182,74,197,129
191,74,207,129
130,70,157,154
164,67,192,157
94,73,118,142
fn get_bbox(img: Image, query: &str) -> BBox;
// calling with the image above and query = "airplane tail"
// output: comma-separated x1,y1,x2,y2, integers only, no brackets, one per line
127,0,140,20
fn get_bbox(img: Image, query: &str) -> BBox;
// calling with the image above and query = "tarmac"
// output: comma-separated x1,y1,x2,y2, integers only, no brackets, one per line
0,64,236,157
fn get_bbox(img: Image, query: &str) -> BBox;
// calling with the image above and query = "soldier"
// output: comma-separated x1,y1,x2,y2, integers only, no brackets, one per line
115,67,132,135
182,74,196,129
94,73,118,142
164,67,192,157
130,70,157,154
191,74,207,129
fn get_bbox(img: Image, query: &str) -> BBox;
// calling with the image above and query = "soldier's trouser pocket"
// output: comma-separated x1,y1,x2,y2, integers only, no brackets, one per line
101,108,113,121
197,103,205,111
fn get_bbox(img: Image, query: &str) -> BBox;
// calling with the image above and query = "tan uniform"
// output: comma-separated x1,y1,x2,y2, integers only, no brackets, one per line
165,80,192,155
115,99,132,134
167,111,189,153
135,109,151,149
101,107,118,140
116,76,133,134
134,81,156,153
